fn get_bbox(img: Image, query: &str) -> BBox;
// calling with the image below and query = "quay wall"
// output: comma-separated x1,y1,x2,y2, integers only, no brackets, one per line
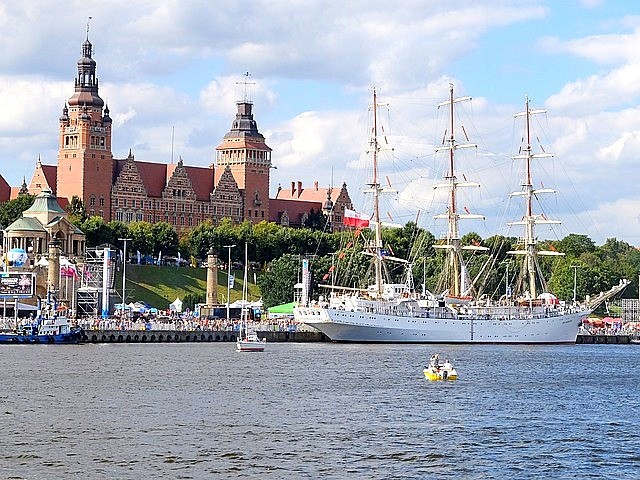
80,329,329,344
576,334,632,344
79,331,631,344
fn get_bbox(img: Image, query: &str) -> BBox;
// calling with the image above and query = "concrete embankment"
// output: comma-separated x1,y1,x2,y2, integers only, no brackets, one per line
80,331,633,344
81,329,329,344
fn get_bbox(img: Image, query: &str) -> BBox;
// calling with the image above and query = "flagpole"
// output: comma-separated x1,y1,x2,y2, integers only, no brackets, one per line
224,244,235,321
119,238,131,318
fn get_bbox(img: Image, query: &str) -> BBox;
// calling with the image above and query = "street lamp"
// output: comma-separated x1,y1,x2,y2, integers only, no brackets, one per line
224,244,236,320
119,238,131,316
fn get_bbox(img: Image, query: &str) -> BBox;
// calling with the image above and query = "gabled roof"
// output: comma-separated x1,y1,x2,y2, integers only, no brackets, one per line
166,163,215,202
28,159,58,195
45,215,84,234
41,164,58,193
114,159,167,198
5,216,47,233
0,174,10,202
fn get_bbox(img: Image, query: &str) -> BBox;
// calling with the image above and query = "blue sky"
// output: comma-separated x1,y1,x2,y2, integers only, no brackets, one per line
1,0,640,244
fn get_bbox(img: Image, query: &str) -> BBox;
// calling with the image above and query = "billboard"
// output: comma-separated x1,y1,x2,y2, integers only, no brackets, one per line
0,272,36,298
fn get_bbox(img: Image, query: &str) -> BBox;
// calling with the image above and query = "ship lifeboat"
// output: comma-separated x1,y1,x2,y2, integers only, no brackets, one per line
444,295,472,305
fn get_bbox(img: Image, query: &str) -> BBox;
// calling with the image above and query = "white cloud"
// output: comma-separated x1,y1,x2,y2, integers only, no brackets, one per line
1,1,640,246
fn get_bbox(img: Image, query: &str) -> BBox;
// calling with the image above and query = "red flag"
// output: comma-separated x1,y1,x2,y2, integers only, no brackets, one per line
322,273,330,280
344,208,370,228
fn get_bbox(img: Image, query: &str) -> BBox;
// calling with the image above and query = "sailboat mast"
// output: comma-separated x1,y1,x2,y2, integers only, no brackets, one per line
371,87,384,296
509,95,560,299
242,242,249,335
523,96,537,298
446,84,460,296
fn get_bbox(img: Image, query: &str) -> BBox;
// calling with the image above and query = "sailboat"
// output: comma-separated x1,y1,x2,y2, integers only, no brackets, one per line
293,87,629,343
236,242,266,352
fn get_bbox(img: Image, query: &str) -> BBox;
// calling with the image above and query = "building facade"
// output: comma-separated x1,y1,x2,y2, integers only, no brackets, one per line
14,36,351,234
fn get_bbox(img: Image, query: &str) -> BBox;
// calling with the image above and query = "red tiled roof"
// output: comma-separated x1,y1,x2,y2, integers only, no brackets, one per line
166,164,215,201
115,159,168,198
41,165,57,193
0,174,10,202
275,181,338,202
56,196,70,211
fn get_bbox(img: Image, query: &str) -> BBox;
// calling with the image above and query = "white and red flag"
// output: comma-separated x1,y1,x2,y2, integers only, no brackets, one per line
343,208,370,228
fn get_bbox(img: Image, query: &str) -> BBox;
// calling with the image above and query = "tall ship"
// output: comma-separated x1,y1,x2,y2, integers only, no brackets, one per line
294,87,628,343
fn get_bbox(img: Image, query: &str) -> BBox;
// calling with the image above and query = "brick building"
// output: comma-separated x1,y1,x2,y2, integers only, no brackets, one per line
14,35,353,233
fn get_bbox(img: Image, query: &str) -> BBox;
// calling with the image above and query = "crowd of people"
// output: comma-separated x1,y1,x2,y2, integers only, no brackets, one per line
75,315,304,333
579,319,640,337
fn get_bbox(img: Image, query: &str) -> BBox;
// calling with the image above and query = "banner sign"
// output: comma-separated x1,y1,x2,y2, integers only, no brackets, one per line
0,272,35,298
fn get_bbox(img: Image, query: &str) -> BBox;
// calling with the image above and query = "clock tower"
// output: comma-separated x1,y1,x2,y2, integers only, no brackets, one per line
57,36,114,219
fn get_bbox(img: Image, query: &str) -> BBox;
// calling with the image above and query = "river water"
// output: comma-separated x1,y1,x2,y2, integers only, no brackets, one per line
1,342,638,479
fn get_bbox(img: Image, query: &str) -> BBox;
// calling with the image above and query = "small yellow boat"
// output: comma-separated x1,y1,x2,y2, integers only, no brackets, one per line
424,354,458,381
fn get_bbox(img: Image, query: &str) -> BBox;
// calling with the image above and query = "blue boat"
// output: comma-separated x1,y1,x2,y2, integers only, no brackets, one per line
0,297,83,345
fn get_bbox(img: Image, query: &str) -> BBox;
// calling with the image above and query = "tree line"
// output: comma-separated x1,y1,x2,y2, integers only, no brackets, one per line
2,194,638,309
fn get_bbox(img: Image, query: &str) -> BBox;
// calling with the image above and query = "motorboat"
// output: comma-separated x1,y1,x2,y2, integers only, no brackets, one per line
423,355,458,381
0,313,83,345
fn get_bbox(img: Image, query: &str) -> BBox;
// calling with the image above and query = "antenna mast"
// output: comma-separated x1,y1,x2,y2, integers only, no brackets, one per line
236,72,255,102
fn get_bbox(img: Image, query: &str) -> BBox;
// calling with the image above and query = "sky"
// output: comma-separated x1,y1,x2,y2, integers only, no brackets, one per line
0,0,639,245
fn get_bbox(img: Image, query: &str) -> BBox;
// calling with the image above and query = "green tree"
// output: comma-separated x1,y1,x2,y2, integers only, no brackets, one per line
79,216,113,247
187,220,216,260
302,208,329,231
151,222,179,256
0,194,35,228
258,254,300,307
128,222,154,255
67,195,87,224
556,234,595,257
253,221,284,263
108,221,130,246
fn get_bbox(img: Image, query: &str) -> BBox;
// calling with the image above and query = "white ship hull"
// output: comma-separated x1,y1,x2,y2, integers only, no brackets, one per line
294,306,585,344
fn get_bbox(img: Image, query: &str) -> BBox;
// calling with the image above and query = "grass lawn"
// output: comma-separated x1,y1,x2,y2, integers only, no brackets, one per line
117,264,262,309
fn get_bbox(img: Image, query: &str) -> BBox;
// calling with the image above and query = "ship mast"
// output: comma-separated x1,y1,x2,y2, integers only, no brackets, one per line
508,95,563,299
370,88,384,296
433,84,485,297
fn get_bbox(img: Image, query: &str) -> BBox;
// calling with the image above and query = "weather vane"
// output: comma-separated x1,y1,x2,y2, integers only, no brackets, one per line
236,71,255,102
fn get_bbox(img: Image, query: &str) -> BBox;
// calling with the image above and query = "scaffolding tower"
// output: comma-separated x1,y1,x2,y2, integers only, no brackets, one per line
620,298,640,322
76,246,117,318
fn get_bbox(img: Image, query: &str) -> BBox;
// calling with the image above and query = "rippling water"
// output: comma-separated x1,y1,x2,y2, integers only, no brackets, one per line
1,342,638,479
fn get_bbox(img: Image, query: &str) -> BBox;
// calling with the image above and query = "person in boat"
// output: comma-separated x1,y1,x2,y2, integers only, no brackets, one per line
443,359,452,370
430,354,440,369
